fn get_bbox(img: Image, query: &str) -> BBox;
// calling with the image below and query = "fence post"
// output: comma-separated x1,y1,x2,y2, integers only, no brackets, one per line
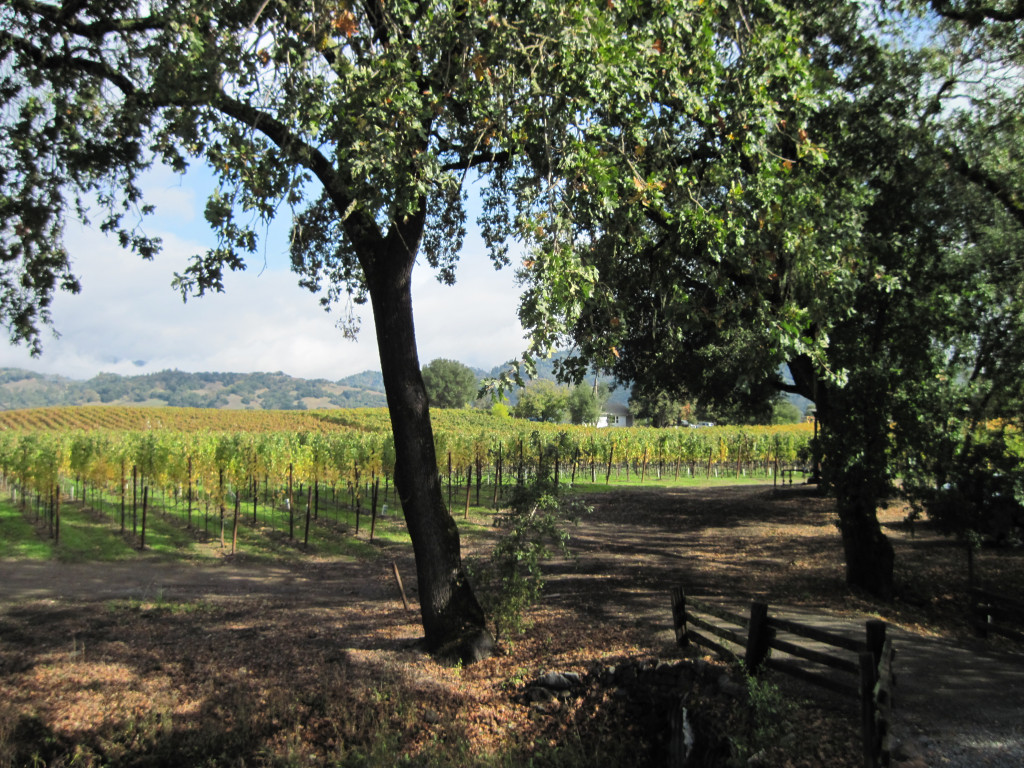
866,620,887,668
671,587,687,647
875,639,895,768
859,651,879,768
745,601,772,673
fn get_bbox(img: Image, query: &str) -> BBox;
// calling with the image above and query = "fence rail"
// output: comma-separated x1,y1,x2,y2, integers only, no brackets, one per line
776,466,812,485
970,587,1024,642
670,587,894,768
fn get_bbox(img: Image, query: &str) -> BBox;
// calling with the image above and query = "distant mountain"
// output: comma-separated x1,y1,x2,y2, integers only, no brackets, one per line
0,368,388,411
0,354,626,412
0,358,808,417
0,369,95,410
336,370,385,392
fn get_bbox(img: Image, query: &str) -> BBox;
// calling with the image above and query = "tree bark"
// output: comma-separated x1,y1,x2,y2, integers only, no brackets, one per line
362,226,492,663
836,493,895,598
784,356,898,596
812,376,896,599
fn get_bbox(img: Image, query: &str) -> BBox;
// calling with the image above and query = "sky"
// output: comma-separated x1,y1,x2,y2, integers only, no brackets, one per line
0,168,529,382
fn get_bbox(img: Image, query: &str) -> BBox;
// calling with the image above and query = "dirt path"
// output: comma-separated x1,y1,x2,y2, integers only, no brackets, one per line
0,557,396,604
543,485,1024,767
3,484,1023,766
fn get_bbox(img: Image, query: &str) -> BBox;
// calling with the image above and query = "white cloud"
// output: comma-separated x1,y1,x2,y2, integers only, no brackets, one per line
139,167,201,224
0,207,528,382
412,258,525,372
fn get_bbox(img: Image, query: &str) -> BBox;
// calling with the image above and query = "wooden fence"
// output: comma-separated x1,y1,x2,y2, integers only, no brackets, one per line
775,466,811,485
970,587,1024,642
670,587,895,768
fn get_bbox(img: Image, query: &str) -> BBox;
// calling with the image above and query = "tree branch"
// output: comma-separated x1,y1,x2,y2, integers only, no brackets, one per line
1,30,142,99
945,147,1024,230
930,0,1024,24
440,150,512,172
361,0,392,48
211,92,382,250
10,0,165,38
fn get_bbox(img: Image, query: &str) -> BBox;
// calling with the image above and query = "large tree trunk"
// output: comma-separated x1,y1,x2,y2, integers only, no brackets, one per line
820,395,896,599
835,490,895,598
789,357,896,599
362,227,493,664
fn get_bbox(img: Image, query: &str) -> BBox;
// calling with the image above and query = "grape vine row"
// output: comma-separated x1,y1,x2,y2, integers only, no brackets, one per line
0,407,812,552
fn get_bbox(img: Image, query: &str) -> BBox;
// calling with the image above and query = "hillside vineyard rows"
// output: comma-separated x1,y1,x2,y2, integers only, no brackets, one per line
0,407,812,552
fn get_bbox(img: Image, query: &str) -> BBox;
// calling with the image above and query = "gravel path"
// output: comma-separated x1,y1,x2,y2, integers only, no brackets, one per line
887,628,1024,767
756,607,1024,768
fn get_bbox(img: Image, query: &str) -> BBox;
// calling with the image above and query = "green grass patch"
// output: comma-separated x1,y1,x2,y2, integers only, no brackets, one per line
165,497,411,564
564,473,776,494
0,501,51,559
2,475,775,567
133,512,203,557
51,504,140,563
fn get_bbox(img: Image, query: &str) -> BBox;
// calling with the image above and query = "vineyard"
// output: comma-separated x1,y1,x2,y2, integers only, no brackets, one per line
0,406,812,558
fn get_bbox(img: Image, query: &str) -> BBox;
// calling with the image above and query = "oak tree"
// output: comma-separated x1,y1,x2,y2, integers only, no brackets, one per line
566,383,605,426
421,358,478,410
512,379,568,423
2,0,817,656
520,0,1024,596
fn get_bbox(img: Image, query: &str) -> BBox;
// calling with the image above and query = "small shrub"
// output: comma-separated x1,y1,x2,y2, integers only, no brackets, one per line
468,465,588,643
745,673,791,747
725,667,797,764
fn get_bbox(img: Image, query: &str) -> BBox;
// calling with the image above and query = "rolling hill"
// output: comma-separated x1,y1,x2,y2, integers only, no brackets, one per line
0,368,392,411
0,352,626,412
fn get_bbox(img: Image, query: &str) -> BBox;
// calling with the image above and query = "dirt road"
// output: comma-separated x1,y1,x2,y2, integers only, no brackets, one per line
3,484,1023,765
